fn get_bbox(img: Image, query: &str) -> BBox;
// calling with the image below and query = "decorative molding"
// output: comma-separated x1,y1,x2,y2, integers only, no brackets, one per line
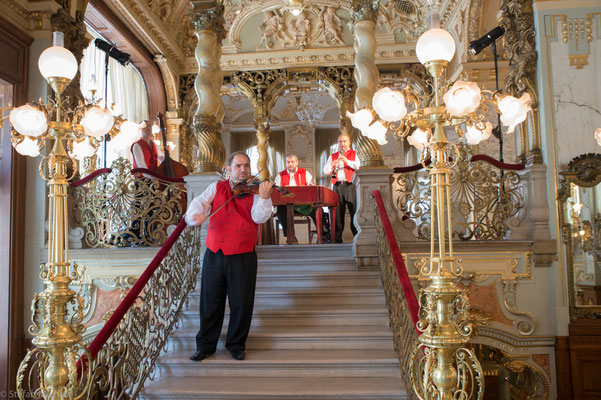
189,2,226,43
155,54,179,112
350,0,380,24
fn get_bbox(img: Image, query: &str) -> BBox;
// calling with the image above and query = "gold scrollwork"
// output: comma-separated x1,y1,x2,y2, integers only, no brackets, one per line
395,143,525,241
72,158,187,248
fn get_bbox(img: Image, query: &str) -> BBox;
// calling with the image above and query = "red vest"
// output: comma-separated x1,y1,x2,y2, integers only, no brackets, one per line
206,180,258,255
331,149,357,184
131,139,158,171
279,168,308,186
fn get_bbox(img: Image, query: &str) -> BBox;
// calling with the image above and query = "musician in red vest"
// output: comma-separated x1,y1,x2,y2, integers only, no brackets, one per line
185,152,274,362
323,133,361,243
274,154,329,242
131,121,162,170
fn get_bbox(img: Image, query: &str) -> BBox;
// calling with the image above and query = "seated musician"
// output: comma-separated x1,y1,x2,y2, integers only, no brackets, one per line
131,121,163,172
274,154,330,243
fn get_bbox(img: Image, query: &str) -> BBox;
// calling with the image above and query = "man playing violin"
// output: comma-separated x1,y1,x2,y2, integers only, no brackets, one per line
323,133,361,243
185,151,274,362
274,154,330,243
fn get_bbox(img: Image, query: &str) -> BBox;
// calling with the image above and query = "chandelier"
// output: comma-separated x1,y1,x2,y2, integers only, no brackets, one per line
1,31,122,399
295,93,326,126
348,19,531,400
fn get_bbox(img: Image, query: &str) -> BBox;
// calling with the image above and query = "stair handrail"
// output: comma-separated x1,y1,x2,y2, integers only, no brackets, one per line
373,189,420,398
70,218,203,399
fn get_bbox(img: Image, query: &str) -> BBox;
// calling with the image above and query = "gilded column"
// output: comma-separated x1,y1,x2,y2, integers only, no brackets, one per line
351,0,384,167
255,120,271,181
189,2,226,172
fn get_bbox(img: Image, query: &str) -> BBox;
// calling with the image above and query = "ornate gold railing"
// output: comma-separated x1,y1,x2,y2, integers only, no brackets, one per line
18,221,202,399
393,143,526,240
373,190,420,396
71,158,187,247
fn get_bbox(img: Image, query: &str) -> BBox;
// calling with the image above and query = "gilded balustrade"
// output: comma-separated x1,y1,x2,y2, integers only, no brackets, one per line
373,201,419,397
393,144,525,241
72,158,187,248
18,224,202,399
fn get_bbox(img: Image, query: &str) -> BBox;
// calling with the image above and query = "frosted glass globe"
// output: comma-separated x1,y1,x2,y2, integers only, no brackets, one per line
80,106,114,138
70,138,96,160
9,105,48,137
497,93,531,133
595,128,601,146
38,46,78,81
365,121,388,145
346,109,374,132
416,28,456,64
14,137,40,157
465,122,493,145
443,81,482,117
407,128,430,150
372,88,407,122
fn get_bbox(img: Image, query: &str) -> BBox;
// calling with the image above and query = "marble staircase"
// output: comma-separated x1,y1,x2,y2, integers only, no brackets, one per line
141,243,408,399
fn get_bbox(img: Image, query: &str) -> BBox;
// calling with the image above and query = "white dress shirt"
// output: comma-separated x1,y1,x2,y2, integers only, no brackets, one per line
274,169,314,186
185,180,273,226
323,151,361,183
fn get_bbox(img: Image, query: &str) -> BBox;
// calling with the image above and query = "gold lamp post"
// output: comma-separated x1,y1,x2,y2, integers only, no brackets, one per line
348,17,531,400
2,32,118,399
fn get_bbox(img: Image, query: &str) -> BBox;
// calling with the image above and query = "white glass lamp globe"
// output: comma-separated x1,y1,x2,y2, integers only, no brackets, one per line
595,128,601,146
9,105,48,137
465,122,493,145
70,138,96,160
365,121,388,145
152,123,160,134
346,109,374,133
80,106,115,138
407,128,430,150
14,137,41,157
416,28,456,64
497,92,531,133
372,87,408,122
443,81,482,117
38,33,78,81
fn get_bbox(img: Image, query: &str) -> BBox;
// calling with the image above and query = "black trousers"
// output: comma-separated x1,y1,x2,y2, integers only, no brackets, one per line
275,205,330,237
333,182,357,241
196,248,258,353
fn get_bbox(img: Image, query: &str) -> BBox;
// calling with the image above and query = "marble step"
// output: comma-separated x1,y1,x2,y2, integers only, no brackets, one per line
140,376,407,400
156,349,401,378
256,243,354,260
188,287,386,308
255,258,359,273
253,271,382,289
167,325,395,352
180,304,390,327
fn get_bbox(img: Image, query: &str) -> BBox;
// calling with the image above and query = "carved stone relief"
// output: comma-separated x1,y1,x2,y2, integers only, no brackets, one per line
257,6,346,50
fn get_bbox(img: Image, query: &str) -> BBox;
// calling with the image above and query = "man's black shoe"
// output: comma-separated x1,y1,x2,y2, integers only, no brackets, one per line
229,350,245,360
189,351,214,361
335,238,343,243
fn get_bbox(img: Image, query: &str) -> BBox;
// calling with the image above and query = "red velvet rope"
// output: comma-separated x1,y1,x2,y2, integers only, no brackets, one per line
71,168,111,187
77,218,189,374
470,154,526,170
372,190,420,334
131,168,186,183
393,154,525,174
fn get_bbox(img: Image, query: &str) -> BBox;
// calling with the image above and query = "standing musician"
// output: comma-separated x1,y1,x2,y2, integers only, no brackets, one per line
185,152,274,362
274,154,330,243
323,133,361,243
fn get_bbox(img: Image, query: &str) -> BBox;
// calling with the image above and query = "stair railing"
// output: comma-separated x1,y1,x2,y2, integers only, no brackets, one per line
18,218,202,399
372,189,420,396
71,158,188,248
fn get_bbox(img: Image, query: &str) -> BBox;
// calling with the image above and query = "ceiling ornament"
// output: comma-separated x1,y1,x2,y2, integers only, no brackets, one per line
350,0,380,24
189,2,227,43
257,6,345,50
296,94,327,126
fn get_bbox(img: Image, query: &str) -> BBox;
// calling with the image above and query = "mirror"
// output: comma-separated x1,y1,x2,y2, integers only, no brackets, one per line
558,153,601,319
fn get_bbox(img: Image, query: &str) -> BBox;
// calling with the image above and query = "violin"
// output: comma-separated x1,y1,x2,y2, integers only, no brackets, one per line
232,180,294,199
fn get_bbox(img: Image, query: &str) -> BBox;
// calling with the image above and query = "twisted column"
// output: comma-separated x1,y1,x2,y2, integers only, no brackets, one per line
351,0,384,167
255,120,271,181
190,3,226,172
